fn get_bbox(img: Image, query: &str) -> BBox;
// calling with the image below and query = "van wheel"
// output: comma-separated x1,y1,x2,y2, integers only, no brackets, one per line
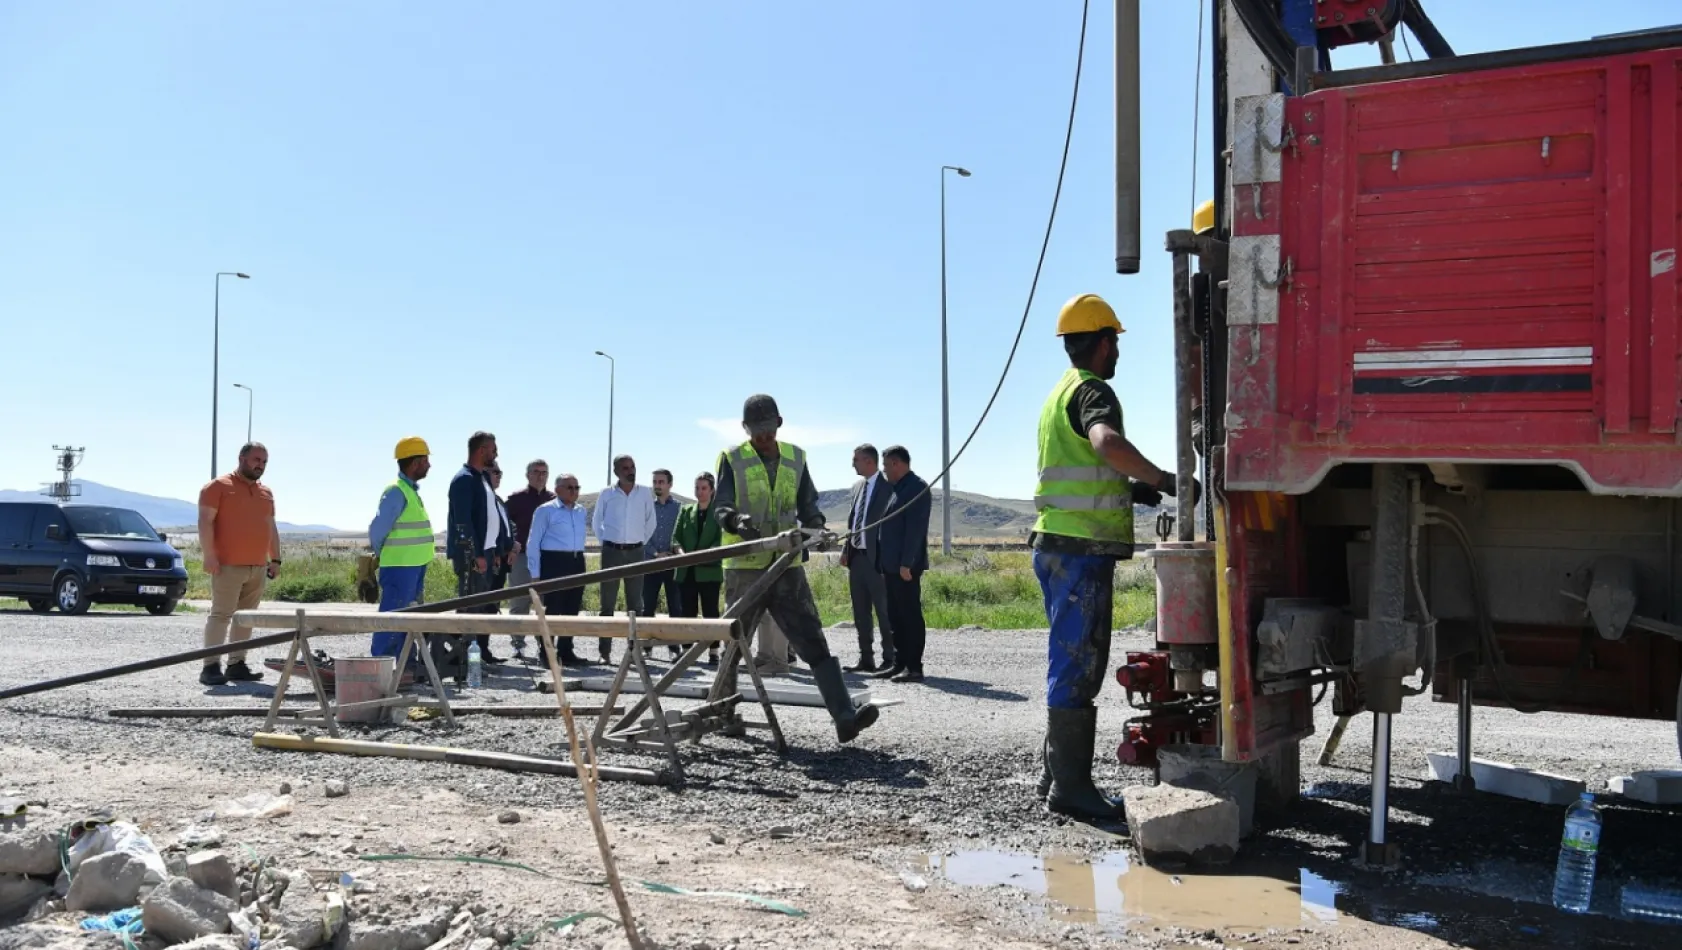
145,600,178,617
55,575,91,615
26,598,51,614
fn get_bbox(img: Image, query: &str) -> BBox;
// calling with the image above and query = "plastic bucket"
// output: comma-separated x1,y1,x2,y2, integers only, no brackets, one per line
333,657,395,724
1143,542,1218,645
1158,743,1259,839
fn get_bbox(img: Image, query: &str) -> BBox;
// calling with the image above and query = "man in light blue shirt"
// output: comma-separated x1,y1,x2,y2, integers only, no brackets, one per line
527,473,590,666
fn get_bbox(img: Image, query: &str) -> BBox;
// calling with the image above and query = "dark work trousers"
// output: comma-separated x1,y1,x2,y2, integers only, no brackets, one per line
639,568,680,617
716,566,832,695
439,566,497,678
678,578,721,619
475,560,510,657
538,550,587,661
884,571,927,673
847,553,895,665
598,543,644,658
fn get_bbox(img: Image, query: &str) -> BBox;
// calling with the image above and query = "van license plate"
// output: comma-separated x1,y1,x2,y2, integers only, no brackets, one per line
139,586,167,595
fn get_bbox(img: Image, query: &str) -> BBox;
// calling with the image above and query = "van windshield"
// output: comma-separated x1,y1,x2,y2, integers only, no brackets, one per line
64,507,162,541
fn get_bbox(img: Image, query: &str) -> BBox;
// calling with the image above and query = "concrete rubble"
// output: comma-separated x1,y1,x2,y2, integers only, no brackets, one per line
0,825,61,878
143,875,240,944
64,851,147,913
184,850,240,902
1122,783,1241,867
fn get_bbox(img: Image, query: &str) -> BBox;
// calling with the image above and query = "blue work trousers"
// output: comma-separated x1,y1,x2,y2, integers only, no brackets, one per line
1034,549,1115,709
370,564,428,658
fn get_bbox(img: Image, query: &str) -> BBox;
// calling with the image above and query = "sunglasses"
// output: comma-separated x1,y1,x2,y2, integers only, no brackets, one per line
560,484,580,491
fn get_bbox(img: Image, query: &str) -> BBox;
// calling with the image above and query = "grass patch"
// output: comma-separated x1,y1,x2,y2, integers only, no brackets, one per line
807,551,1155,630
0,598,196,615
182,549,1158,631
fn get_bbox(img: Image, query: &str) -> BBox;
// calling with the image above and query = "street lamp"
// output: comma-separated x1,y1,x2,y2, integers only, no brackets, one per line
211,272,251,479
939,165,971,556
232,383,253,443
595,350,615,486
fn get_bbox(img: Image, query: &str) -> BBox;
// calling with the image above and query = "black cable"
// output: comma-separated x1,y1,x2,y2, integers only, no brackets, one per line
849,0,1091,538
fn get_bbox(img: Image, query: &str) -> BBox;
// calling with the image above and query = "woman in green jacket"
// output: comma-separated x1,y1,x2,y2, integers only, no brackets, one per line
672,472,724,665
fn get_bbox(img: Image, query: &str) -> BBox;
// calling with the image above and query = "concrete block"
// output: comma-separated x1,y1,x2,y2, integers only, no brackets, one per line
0,875,52,921
0,828,60,878
1121,784,1240,867
142,876,237,944
1607,770,1682,804
65,852,147,914
1426,753,1585,806
185,851,240,902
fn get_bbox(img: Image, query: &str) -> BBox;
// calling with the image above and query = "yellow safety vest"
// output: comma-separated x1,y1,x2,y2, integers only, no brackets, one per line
1032,368,1133,542
379,480,435,568
718,441,805,570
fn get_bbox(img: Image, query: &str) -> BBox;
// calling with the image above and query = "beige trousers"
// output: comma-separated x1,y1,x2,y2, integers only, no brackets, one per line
203,565,268,663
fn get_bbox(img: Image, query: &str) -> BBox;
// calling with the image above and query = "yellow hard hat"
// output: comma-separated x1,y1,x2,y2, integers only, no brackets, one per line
1055,293,1124,336
394,436,430,460
1193,199,1215,234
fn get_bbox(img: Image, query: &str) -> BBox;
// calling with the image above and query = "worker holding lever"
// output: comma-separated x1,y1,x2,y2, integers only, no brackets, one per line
1033,294,1198,823
713,394,881,744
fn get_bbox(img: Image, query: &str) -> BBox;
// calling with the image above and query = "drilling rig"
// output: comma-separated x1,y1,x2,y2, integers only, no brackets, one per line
1118,2,1682,865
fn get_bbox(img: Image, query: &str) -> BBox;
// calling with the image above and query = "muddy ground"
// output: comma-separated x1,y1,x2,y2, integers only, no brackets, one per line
2,602,1679,949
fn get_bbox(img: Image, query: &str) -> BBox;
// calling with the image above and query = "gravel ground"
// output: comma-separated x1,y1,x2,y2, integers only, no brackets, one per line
3,603,1681,949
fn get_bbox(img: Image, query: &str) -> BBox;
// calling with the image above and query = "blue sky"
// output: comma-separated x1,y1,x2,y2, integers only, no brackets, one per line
1,2,1673,530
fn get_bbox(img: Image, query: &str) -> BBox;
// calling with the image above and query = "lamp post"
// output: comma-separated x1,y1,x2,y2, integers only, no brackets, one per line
212,271,251,478
232,383,253,443
595,350,615,486
939,165,971,556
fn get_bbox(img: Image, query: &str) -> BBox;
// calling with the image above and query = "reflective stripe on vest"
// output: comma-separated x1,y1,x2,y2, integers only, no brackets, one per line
1032,368,1133,543
379,480,435,568
719,441,805,570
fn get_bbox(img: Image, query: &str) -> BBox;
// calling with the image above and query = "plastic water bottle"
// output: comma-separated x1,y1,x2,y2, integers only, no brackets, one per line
1551,791,1602,913
466,642,482,688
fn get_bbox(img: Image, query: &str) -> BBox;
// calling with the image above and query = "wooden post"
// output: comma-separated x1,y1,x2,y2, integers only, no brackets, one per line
263,634,303,733
531,600,646,950
295,610,342,739
622,613,685,783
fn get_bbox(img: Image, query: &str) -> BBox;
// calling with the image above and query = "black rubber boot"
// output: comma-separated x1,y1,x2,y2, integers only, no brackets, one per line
1045,707,1124,823
1037,735,1052,800
813,656,880,744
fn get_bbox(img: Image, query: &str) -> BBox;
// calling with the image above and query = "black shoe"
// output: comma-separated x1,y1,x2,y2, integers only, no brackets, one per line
481,651,507,665
844,657,877,673
224,661,263,682
890,669,924,684
598,649,613,665
705,650,720,667
812,657,880,744
560,654,591,669
870,665,904,680
199,664,227,687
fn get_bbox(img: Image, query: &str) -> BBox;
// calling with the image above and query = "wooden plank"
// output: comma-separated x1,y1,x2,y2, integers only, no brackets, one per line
251,732,666,785
233,610,733,643
110,704,619,719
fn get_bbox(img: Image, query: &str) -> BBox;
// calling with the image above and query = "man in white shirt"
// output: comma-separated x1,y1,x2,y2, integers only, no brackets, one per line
839,444,896,672
591,454,657,664
527,473,590,667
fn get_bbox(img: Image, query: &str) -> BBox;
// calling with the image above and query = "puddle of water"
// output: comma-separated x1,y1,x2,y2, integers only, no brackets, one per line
921,849,1342,934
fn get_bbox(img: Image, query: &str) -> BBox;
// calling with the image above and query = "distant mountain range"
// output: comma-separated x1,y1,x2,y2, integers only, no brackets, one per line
0,481,337,534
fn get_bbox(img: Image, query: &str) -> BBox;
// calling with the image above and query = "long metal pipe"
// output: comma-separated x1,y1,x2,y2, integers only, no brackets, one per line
1369,712,1393,850
1455,677,1476,791
1114,0,1141,274
1170,242,1196,541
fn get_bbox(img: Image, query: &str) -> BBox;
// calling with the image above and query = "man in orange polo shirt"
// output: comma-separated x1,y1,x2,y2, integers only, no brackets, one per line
198,442,282,686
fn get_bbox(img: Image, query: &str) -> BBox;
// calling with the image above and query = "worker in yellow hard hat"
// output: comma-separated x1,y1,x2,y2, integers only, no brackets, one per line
1031,293,1197,825
368,436,434,658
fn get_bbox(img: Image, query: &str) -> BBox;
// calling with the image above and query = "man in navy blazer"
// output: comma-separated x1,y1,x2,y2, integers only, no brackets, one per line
872,445,932,683
441,430,499,679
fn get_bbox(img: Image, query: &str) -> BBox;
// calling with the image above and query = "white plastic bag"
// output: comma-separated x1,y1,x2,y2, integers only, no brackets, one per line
66,821,169,885
216,792,294,820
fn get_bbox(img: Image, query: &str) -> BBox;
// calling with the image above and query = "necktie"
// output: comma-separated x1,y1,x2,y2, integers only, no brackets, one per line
852,479,869,548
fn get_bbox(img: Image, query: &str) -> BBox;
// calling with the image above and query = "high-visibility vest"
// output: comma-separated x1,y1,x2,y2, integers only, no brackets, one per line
378,480,435,568
718,441,805,570
1032,368,1133,543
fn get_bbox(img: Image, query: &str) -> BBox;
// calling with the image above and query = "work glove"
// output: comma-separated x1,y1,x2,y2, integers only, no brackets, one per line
1158,472,1204,508
1130,480,1164,508
733,513,761,541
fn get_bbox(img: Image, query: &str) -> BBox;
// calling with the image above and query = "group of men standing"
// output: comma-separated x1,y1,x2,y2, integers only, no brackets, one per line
838,444,932,682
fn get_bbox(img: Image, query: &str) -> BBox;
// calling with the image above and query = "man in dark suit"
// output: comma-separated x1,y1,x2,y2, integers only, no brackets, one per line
840,444,896,672
442,430,499,680
872,445,932,683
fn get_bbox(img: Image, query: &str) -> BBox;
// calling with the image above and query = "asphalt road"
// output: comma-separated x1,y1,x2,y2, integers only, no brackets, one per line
3,604,1680,948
